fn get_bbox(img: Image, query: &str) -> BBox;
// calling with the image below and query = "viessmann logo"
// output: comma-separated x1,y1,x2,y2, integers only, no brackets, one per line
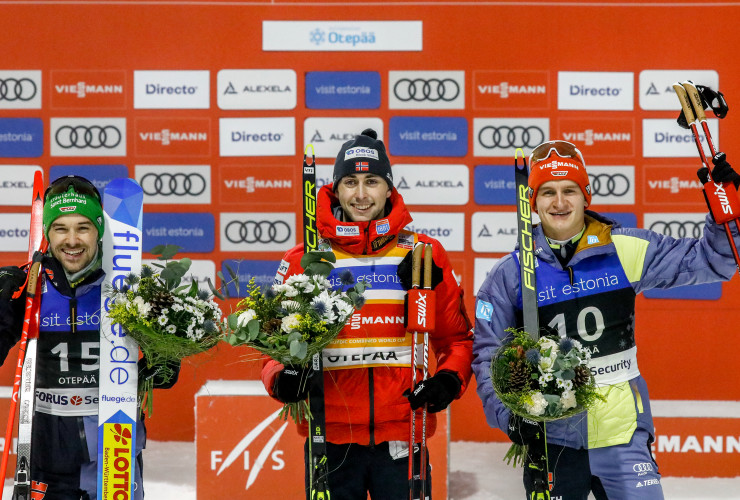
210,408,289,490
473,70,549,109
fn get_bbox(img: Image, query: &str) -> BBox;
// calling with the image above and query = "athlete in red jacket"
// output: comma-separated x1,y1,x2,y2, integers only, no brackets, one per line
261,129,473,499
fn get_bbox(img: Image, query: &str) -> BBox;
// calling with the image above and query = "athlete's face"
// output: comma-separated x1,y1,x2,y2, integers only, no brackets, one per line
335,174,391,222
48,214,99,274
535,180,588,241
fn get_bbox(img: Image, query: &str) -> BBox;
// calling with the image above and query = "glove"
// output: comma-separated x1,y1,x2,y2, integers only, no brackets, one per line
0,266,26,300
404,371,461,413
397,247,444,291
273,364,314,403
138,358,181,389
506,414,542,446
711,152,740,188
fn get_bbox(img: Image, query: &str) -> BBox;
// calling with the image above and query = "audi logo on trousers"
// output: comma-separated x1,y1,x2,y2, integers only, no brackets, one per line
477,125,545,149
649,220,703,239
225,220,292,244
393,78,460,102
589,173,631,197
0,78,37,101
140,172,207,196
55,125,122,149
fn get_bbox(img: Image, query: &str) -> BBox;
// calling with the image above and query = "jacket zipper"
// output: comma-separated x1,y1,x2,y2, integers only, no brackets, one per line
368,367,375,447
70,297,78,333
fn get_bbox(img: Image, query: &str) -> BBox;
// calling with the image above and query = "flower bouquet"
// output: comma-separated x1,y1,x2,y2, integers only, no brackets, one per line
222,251,368,423
106,245,222,414
491,328,604,466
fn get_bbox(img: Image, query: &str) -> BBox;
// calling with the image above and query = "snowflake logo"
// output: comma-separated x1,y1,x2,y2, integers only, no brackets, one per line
309,28,326,45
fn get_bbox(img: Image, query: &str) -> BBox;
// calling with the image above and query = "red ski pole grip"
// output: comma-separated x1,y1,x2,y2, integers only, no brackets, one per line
704,180,740,224
405,288,436,333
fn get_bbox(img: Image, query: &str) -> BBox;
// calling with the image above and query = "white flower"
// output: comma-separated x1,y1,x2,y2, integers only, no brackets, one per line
538,373,554,386
333,299,354,323
312,291,337,322
171,303,183,312
281,300,301,312
523,392,548,417
556,378,574,391
165,324,176,334
237,309,257,327
537,338,558,372
311,275,332,291
286,274,310,287
281,313,301,333
561,390,577,410
157,315,168,326
132,296,152,317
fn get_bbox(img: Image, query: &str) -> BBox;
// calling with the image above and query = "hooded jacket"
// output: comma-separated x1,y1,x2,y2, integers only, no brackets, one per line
473,211,739,449
262,184,473,445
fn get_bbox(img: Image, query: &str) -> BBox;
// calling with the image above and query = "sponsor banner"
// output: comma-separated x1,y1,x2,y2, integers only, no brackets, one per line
220,212,295,252
0,117,43,158
474,165,515,206
642,165,707,207
393,164,468,205
557,117,635,157
50,117,126,157
587,166,635,206
0,70,41,109
143,258,215,291
473,118,549,158
558,71,634,111
388,71,465,110
474,257,500,295
471,211,517,253
388,117,467,157
134,70,209,109
142,212,215,253
135,165,211,205
643,212,721,300
263,21,422,51
217,69,297,110
305,71,381,109
639,70,719,110
49,164,129,192
472,70,549,110
316,163,333,189
221,259,280,298
0,213,31,252
601,212,637,229
220,117,295,157
219,165,296,207
50,70,126,109
405,212,464,251
0,165,42,205
304,117,384,158
134,117,211,157
642,118,719,158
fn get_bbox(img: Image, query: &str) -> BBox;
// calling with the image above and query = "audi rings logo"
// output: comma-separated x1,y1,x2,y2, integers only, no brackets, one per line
0,78,37,101
55,125,122,149
589,173,630,197
649,220,703,239
140,172,207,197
225,220,291,244
632,463,654,473
393,78,460,102
478,125,545,150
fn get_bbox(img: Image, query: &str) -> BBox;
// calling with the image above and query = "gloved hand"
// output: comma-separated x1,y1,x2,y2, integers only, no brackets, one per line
507,413,542,446
273,364,314,403
397,247,444,290
138,358,181,389
711,152,740,188
0,266,25,300
404,370,461,413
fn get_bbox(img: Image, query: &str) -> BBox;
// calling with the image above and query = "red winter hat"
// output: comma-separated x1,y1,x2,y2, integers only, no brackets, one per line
527,140,591,211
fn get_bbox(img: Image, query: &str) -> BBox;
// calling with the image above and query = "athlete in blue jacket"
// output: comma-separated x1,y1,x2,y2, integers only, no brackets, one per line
473,141,740,500
0,176,177,500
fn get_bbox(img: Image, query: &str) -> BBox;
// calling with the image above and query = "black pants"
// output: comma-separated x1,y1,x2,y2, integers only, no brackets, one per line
523,443,608,500
304,440,432,500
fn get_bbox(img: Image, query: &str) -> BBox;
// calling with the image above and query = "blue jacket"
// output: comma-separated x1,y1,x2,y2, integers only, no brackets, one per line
473,211,739,449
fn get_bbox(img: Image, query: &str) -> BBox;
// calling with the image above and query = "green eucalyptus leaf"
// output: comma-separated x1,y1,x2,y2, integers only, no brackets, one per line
227,314,239,331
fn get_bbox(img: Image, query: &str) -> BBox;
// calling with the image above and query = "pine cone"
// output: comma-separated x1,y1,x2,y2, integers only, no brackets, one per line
573,364,591,388
508,360,531,392
149,291,175,318
262,318,281,334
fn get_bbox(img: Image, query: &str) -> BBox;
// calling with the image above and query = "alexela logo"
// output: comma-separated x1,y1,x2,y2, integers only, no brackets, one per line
220,117,295,157
217,69,297,110
304,117,383,158
0,165,41,206
263,21,422,51
639,70,719,110
471,211,519,253
558,72,634,111
642,118,719,158
394,164,469,206
134,70,210,109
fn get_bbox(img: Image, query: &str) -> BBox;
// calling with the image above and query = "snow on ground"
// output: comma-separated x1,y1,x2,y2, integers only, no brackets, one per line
5,441,740,499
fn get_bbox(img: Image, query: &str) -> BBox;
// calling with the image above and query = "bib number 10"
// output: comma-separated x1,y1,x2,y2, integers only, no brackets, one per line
547,306,605,342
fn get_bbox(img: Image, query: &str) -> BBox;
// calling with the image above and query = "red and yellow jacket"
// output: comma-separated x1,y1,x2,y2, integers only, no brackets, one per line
261,184,473,445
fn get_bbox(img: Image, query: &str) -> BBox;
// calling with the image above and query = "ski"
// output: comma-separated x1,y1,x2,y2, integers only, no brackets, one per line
0,170,45,499
515,149,551,500
97,178,143,500
303,146,330,500
673,81,740,273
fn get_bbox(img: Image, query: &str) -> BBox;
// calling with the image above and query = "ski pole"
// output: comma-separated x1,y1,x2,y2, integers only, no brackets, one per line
419,243,432,500
407,242,423,500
